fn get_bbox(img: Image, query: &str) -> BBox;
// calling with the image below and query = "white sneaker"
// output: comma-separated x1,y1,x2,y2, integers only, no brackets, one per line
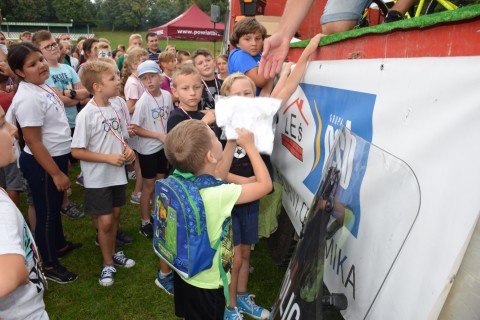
112,251,135,268
130,192,141,204
127,170,136,180
99,265,116,286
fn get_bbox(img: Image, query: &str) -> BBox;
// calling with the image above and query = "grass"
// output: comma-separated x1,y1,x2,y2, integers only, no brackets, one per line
94,31,223,56
26,163,287,319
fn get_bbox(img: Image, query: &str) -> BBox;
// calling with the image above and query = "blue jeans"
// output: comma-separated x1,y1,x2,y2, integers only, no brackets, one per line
20,152,69,268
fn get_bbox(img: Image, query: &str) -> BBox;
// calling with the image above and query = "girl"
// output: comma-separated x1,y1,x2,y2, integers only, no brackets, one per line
77,37,100,72
216,54,229,80
121,47,148,206
7,43,81,284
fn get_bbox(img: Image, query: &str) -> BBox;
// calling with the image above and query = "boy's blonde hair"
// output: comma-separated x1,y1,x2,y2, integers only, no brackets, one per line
80,61,116,94
158,51,176,64
230,18,267,48
129,34,143,46
164,120,212,174
171,64,200,88
220,72,256,96
165,44,176,52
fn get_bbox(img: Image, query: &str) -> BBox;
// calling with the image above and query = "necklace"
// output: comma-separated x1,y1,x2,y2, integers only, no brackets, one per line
91,98,127,152
201,78,219,108
147,91,167,132
33,83,64,111
179,107,193,119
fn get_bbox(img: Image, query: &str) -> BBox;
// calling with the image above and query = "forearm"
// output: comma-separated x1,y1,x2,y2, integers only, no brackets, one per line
244,145,271,189
276,0,315,37
0,254,28,298
133,125,165,142
225,173,252,184
215,140,236,179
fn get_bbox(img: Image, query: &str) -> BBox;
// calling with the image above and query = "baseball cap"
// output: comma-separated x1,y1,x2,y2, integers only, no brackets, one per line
137,60,161,77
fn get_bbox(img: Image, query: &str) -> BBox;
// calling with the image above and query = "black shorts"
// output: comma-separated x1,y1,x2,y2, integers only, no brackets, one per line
173,272,225,320
84,185,126,215
138,149,168,179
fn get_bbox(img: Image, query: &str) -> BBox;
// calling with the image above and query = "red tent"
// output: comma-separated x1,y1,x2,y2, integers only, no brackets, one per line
149,4,225,41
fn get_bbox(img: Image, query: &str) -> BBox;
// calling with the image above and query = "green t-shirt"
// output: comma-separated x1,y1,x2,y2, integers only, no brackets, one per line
184,183,242,289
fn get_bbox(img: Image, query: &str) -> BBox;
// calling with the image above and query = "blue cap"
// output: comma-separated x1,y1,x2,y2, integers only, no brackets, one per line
137,60,161,77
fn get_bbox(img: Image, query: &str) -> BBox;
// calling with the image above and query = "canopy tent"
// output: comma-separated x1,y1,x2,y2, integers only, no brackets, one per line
149,4,224,41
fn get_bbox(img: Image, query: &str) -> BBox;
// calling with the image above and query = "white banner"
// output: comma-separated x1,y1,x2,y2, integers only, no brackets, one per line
271,57,480,319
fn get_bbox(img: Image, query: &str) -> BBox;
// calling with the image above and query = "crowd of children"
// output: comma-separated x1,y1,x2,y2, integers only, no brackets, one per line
0,19,322,320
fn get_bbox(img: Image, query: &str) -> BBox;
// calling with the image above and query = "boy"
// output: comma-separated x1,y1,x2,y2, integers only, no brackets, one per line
72,61,136,286
130,60,175,294
158,51,177,95
166,65,216,132
176,50,192,65
228,18,273,96
191,48,223,111
164,119,272,320
33,30,90,219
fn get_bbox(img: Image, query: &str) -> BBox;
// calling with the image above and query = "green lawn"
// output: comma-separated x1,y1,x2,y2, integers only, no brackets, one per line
34,163,287,319
94,31,223,56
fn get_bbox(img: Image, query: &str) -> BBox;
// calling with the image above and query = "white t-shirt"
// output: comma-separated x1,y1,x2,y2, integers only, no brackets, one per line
0,191,48,320
72,101,129,188
12,82,71,157
109,96,137,150
130,90,173,155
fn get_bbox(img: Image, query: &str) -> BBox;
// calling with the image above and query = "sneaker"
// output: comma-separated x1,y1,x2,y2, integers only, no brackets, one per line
117,229,134,244
66,187,72,197
383,10,404,23
224,307,243,320
61,203,84,219
155,271,174,295
112,251,135,268
57,241,83,259
99,265,116,286
130,192,141,204
127,170,136,180
95,233,125,248
44,265,78,284
139,221,153,239
76,172,84,186
236,294,270,319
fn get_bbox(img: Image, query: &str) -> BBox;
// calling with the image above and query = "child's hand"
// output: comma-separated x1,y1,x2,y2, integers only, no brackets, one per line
201,109,216,125
124,146,136,165
304,33,324,56
107,153,127,167
235,128,255,150
52,172,71,193
127,125,136,137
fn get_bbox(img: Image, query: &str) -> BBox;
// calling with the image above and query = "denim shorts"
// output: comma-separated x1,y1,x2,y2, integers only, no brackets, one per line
232,200,260,246
321,0,370,24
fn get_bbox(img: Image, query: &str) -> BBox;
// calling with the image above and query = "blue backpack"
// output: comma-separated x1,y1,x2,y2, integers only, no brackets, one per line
153,171,230,279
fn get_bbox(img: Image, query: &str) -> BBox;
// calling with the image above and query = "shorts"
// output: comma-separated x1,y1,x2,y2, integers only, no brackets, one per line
0,162,23,191
138,149,168,179
232,200,260,246
320,0,370,24
84,185,126,216
173,272,225,320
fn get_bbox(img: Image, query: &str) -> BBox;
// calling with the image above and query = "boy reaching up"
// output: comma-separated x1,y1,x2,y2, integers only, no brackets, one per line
163,120,272,320
72,61,136,286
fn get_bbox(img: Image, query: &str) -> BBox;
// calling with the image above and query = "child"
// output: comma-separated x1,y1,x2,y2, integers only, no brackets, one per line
130,60,175,294
77,38,100,72
121,47,148,204
8,42,80,284
220,33,323,320
0,109,49,319
216,54,229,80
192,48,223,111
165,44,176,54
166,65,216,132
164,119,272,320
158,51,177,95
228,18,273,96
176,50,192,65
71,61,136,286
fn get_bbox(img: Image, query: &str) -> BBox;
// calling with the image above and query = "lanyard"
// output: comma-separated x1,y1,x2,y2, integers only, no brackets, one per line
147,91,167,133
179,107,193,119
91,98,127,152
34,83,64,111
201,78,219,105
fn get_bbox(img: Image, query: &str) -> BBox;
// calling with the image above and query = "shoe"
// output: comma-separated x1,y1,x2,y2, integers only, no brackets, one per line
384,10,404,23
76,172,84,186
224,307,243,320
57,241,83,258
66,187,72,197
155,271,174,295
112,251,135,268
139,222,153,239
236,294,270,319
117,229,134,244
44,265,78,284
99,265,116,286
95,233,124,248
61,203,84,219
130,192,141,204
127,170,136,180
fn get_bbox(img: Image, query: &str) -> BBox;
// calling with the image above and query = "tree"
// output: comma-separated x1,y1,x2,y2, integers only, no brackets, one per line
51,0,93,23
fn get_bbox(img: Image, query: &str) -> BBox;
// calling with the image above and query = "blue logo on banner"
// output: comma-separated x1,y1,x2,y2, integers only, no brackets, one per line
300,83,376,237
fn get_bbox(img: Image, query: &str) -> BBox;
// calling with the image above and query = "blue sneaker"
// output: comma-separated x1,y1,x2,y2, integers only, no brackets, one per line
237,294,270,319
155,271,174,295
224,307,243,320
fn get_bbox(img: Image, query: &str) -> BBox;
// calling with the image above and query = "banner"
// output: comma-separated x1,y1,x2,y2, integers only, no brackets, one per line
271,57,480,319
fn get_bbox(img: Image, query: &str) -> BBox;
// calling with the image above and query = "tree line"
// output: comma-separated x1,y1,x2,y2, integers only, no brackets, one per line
0,0,226,31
